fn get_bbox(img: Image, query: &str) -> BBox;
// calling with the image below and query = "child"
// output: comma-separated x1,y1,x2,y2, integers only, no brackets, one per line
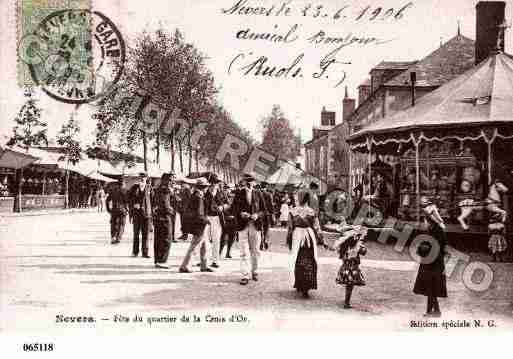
334,226,368,309
279,198,290,227
488,213,507,262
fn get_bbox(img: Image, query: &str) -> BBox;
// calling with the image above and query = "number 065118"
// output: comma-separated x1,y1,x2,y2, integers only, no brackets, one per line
22,343,54,352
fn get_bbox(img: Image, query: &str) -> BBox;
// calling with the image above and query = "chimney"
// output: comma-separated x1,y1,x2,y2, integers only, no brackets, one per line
475,1,506,65
343,86,356,121
320,107,336,126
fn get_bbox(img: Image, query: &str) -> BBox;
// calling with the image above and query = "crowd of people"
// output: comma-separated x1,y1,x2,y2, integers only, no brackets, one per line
102,170,451,315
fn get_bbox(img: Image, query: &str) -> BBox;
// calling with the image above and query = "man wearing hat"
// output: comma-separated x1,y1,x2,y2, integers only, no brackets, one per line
231,173,266,285
204,173,229,268
179,177,214,273
128,172,153,258
152,172,177,268
106,179,128,244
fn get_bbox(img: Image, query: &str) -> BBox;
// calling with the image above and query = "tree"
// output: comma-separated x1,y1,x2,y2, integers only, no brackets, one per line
200,104,255,175
8,87,48,149
56,111,82,208
260,105,301,162
93,28,217,174
8,86,48,212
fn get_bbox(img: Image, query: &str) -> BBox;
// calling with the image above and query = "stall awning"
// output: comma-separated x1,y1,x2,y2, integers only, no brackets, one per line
349,51,513,146
0,146,39,169
84,170,117,183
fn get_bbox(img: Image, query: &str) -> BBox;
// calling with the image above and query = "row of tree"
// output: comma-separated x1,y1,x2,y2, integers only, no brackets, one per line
8,28,302,186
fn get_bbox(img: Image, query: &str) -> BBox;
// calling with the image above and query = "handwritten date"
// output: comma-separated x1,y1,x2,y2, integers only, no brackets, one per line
221,0,414,22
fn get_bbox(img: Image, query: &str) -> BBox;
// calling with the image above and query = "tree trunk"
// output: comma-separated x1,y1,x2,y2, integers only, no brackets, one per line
170,130,175,172
187,130,192,175
65,168,70,209
156,129,160,165
178,140,183,173
142,131,148,172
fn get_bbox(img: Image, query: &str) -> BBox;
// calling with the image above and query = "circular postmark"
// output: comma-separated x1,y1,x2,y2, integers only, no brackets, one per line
18,9,125,104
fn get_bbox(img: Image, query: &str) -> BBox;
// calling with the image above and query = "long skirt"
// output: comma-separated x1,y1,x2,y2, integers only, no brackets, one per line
413,225,448,298
294,244,317,292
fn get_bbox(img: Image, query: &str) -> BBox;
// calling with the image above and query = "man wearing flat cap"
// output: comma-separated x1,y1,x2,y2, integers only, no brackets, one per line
152,172,177,268
179,177,214,273
128,172,153,258
204,173,229,268
231,173,266,285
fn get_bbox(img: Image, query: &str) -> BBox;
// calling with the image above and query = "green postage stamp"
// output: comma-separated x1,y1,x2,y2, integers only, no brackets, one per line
16,0,91,87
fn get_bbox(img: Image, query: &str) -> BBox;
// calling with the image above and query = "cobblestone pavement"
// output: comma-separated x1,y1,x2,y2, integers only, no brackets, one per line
1,212,512,333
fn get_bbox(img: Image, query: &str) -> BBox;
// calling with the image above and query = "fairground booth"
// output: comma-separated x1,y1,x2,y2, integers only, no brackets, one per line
348,49,513,251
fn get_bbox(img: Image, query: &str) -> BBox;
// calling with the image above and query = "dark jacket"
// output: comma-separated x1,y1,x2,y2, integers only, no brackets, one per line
128,184,152,218
177,187,192,213
204,188,227,217
182,189,209,236
153,185,176,221
106,188,128,215
231,187,266,231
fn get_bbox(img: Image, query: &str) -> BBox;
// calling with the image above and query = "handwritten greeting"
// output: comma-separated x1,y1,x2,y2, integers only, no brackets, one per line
222,0,414,87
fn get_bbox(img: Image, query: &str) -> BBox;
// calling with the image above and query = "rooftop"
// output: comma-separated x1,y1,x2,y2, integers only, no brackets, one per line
385,34,476,87
372,60,418,71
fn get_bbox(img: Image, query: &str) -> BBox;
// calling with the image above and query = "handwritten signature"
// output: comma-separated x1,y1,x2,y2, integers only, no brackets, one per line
228,52,350,87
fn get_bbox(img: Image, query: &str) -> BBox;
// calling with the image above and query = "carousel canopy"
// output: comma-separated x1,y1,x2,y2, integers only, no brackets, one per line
349,51,513,148
0,146,39,169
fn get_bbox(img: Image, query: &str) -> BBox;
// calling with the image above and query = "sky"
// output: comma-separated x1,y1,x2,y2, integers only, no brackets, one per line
2,0,513,167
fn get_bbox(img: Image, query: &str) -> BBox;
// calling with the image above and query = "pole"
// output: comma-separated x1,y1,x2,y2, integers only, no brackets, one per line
367,137,372,219
349,149,353,194
487,140,492,185
415,140,420,222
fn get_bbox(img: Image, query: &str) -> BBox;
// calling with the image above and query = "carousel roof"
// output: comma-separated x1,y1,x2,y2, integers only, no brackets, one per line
349,51,513,142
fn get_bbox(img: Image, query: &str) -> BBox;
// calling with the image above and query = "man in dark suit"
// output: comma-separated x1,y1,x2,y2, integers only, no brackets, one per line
258,181,274,251
106,179,128,244
204,174,229,268
152,172,176,268
231,174,266,285
179,178,214,273
177,181,193,241
128,172,152,258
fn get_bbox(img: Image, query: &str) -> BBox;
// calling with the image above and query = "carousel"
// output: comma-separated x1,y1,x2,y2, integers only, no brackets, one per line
348,48,513,237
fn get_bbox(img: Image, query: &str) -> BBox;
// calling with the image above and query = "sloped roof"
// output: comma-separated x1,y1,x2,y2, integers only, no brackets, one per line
372,61,417,71
350,51,513,139
386,34,475,87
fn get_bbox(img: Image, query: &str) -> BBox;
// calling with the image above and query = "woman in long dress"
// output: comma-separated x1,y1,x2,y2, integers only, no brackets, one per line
413,196,448,317
286,191,323,298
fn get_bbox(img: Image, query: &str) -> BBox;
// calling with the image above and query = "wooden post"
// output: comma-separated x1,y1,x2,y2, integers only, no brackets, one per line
42,171,46,195
367,137,372,218
487,140,492,185
415,140,421,222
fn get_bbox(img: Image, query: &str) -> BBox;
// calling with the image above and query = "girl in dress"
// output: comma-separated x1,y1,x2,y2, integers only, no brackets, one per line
488,213,507,262
286,191,324,298
334,226,368,309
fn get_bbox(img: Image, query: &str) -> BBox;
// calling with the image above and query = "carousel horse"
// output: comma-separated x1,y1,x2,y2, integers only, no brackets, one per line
457,180,508,231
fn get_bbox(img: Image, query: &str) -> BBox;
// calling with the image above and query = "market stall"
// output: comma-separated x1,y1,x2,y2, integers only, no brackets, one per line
348,50,513,233
0,146,40,212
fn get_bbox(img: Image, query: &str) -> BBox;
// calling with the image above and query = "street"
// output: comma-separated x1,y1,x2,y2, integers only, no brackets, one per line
1,211,512,333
